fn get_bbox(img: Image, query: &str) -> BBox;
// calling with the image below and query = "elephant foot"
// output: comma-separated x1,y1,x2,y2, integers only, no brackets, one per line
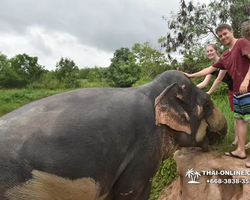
200,136,209,152
201,146,208,152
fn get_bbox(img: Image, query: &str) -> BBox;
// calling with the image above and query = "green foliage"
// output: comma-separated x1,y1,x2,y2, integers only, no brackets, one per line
107,47,141,87
0,53,46,88
27,71,64,90
79,79,109,88
55,57,80,88
149,155,178,200
86,66,109,83
132,42,169,78
0,64,23,89
79,68,91,79
132,76,153,87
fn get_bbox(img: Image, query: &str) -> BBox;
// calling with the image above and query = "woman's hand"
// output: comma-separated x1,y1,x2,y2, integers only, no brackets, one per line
182,71,192,78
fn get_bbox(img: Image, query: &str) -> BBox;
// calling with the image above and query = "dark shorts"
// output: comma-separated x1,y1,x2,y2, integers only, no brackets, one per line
233,92,250,122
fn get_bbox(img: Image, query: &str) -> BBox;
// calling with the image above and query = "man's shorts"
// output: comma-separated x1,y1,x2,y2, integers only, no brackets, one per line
234,91,250,122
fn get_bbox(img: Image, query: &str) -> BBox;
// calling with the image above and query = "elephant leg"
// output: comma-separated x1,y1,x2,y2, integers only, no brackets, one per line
113,181,152,200
112,162,155,200
136,182,152,200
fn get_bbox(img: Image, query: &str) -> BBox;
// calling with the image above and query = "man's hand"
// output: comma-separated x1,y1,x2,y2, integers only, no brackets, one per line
240,79,250,94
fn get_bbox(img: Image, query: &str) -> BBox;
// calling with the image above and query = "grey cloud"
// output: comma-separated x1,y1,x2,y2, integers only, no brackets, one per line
0,0,179,53
28,34,53,56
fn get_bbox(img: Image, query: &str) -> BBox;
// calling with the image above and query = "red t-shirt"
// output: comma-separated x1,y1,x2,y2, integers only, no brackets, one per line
212,38,250,94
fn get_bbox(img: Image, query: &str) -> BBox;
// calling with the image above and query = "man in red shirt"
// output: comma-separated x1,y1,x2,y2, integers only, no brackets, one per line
183,24,250,167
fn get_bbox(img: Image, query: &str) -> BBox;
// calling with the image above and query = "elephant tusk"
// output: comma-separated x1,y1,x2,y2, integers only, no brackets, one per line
196,119,208,142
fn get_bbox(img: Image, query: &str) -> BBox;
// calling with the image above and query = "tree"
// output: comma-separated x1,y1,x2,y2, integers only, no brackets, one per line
79,68,91,79
107,47,141,87
55,57,80,88
217,0,250,38
0,53,45,88
86,66,109,83
132,42,169,78
29,71,63,90
0,53,8,70
10,54,45,82
0,53,19,88
160,0,250,58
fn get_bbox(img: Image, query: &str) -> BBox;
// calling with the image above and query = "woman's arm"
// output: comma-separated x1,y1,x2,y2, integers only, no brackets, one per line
182,66,218,78
207,70,227,95
197,74,213,89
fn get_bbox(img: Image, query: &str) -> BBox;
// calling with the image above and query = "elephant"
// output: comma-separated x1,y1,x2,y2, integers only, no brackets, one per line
0,70,227,200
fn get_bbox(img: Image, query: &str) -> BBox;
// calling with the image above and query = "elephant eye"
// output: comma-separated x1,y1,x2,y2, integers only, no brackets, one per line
203,102,210,111
174,95,189,110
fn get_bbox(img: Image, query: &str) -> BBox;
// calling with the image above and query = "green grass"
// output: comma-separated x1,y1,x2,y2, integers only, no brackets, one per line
149,155,178,200
0,89,65,117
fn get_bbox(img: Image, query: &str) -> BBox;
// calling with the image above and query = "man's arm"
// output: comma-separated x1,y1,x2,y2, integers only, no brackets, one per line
240,53,250,94
207,70,227,95
197,74,213,89
183,66,218,78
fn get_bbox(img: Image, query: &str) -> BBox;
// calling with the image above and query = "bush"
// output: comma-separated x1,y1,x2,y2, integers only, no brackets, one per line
27,72,63,90
133,76,153,86
79,79,109,88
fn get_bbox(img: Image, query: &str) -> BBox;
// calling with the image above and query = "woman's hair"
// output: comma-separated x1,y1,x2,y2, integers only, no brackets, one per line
241,20,250,41
206,44,220,56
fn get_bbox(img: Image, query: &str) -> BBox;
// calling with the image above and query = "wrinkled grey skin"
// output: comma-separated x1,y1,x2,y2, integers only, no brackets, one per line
0,70,227,200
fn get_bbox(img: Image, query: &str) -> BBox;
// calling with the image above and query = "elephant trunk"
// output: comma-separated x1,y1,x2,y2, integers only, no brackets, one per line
206,104,228,144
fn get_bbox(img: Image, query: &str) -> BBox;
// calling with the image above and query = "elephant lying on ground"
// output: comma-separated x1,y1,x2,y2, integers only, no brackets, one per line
0,70,227,200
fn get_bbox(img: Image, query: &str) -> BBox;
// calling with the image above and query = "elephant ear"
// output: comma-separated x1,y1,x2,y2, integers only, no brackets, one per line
155,83,191,134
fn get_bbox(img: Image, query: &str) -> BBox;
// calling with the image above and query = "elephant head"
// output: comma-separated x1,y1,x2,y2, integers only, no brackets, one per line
155,82,227,151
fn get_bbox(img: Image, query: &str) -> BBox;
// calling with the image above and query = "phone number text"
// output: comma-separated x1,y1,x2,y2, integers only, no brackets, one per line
207,179,250,184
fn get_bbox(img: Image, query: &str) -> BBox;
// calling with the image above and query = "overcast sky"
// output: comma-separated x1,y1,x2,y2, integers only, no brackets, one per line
0,0,208,70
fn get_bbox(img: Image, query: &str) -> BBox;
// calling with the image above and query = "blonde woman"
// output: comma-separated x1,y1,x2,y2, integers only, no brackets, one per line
197,44,237,145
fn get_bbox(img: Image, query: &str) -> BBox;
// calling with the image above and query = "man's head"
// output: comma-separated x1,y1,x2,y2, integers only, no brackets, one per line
215,24,232,34
215,24,235,46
